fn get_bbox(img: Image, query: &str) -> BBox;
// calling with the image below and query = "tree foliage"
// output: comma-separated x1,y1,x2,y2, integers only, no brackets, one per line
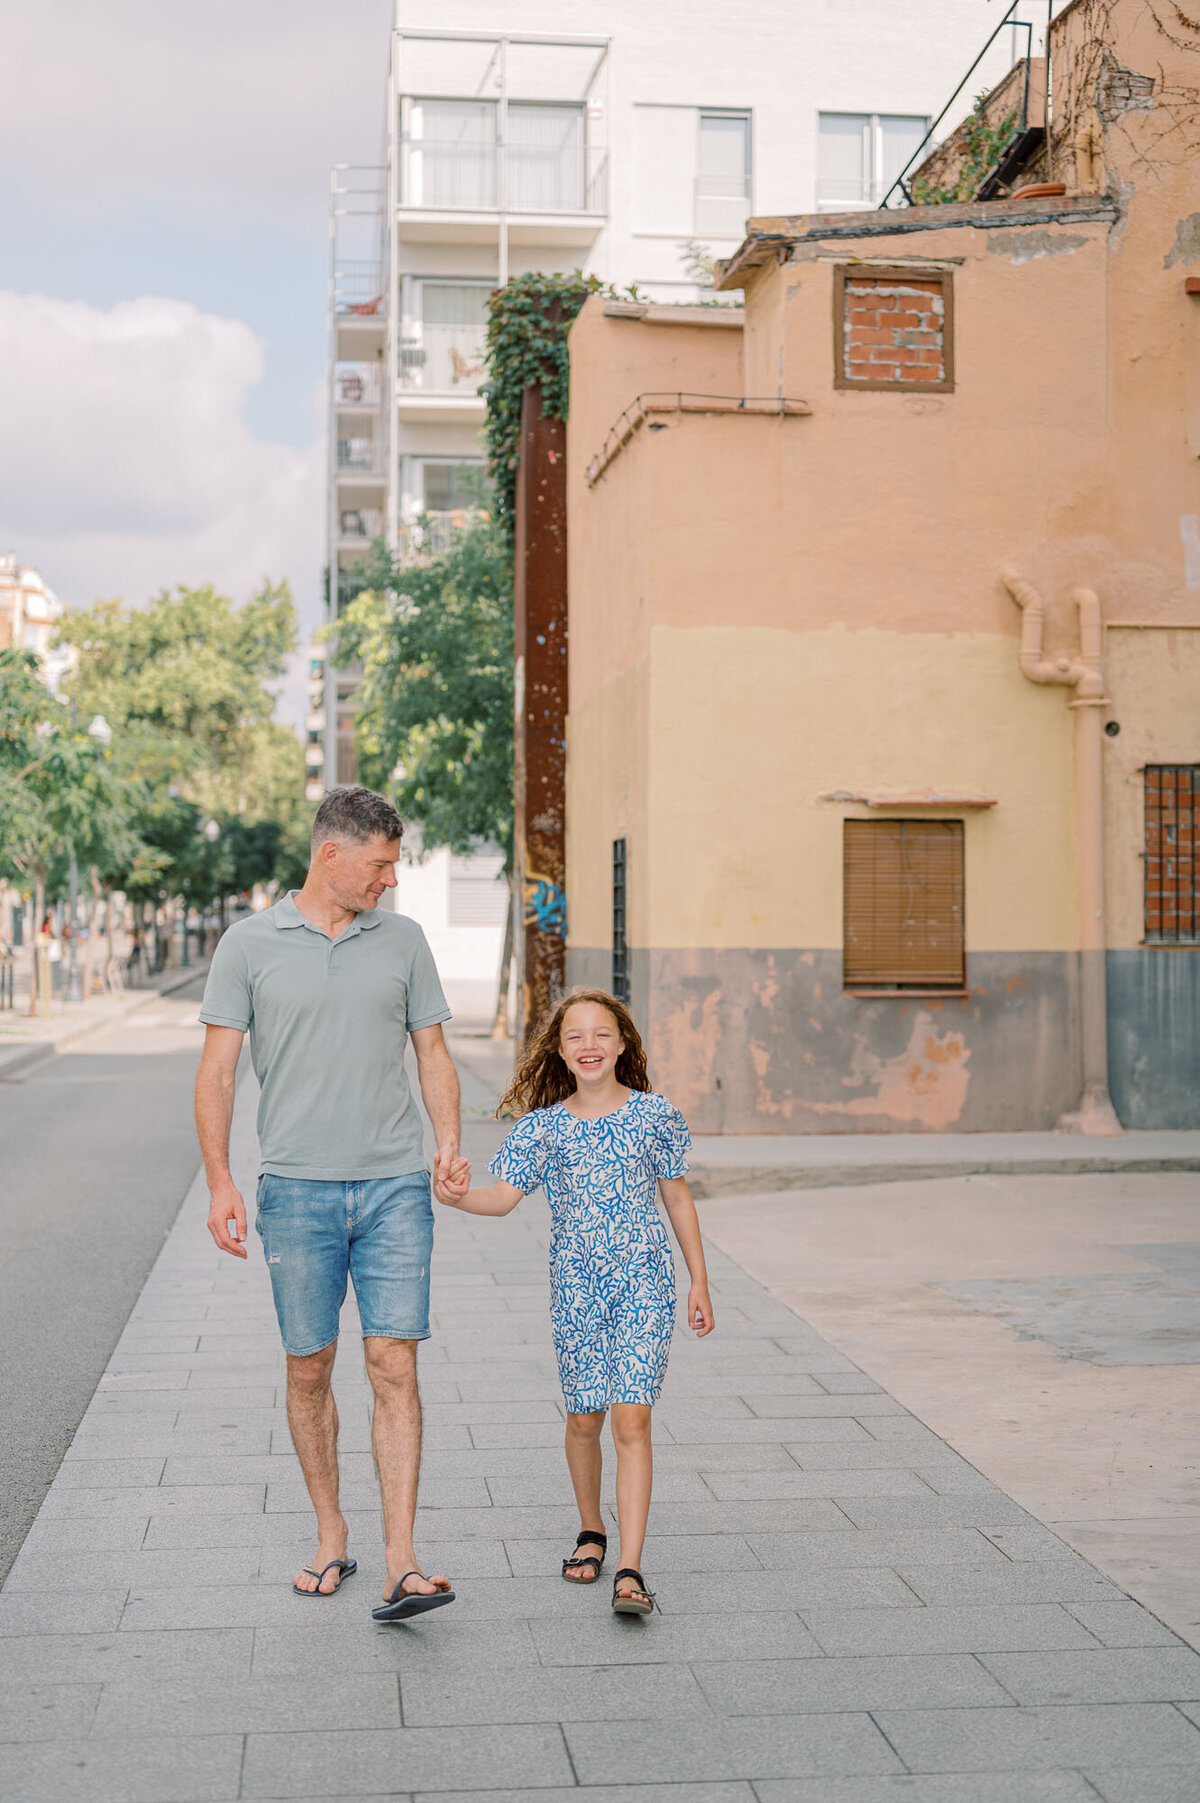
328,517,514,867
910,98,1019,205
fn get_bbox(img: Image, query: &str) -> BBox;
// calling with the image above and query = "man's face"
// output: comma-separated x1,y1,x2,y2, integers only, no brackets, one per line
322,833,400,912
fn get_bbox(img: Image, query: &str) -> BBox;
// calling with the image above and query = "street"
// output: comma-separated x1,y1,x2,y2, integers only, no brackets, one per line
0,977,209,1581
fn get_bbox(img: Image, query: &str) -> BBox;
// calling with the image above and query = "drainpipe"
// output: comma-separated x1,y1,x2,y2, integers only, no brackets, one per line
1001,568,1123,1135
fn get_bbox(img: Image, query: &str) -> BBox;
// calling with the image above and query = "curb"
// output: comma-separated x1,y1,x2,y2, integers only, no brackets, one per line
0,964,208,1083
688,1151,1200,1197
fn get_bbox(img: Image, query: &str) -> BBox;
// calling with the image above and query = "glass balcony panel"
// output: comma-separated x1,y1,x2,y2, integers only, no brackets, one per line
508,104,586,212
336,438,380,472
335,362,382,407
338,507,383,539
406,99,498,209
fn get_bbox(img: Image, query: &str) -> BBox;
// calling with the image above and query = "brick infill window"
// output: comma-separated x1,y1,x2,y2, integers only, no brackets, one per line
834,265,954,392
1144,765,1199,944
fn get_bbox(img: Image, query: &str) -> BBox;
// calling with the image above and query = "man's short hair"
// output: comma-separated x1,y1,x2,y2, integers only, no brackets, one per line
311,785,404,850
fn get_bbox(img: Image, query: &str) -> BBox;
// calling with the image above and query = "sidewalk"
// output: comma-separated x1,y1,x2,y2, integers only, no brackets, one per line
0,961,210,1082
2,1083,1199,1799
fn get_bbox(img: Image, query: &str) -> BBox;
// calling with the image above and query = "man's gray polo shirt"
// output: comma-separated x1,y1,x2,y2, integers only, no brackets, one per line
199,892,451,1180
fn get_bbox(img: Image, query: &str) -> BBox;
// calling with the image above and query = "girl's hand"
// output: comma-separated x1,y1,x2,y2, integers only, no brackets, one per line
687,1285,715,1337
434,1164,471,1208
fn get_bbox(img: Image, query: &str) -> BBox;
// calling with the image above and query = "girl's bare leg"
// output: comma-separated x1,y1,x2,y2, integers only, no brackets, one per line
563,1409,607,1577
610,1401,653,1592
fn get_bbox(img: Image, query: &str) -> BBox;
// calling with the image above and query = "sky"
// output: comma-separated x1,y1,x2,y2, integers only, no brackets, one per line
0,0,393,729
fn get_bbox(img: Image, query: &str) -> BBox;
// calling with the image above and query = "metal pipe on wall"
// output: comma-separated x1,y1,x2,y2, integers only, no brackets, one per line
1001,567,1123,1134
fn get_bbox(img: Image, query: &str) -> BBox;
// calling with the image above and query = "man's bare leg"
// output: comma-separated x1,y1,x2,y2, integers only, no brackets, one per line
286,1341,350,1593
364,1337,450,1600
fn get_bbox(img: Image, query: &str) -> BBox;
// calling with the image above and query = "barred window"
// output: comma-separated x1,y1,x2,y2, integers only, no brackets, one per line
844,818,965,990
612,838,629,1004
1144,766,1199,943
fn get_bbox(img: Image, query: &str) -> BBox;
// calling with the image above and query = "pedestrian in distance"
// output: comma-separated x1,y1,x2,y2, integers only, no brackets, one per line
194,785,469,1622
435,987,715,1615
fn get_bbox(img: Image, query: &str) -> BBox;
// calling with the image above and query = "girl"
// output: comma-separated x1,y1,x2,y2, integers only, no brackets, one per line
434,987,714,1615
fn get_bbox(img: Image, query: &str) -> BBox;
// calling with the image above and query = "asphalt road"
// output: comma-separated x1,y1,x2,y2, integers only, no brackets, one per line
0,977,210,1581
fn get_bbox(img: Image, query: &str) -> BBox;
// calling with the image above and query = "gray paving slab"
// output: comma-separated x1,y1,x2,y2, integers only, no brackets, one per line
530,1609,822,1666
249,1616,540,1678
753,1778,1101,1802
979,1647,1200,1704
4,1549,264,1591
1065,1601,1184,1648
0,1587,128,1635
0,1682,100,1741
899,1559,1124,1607
0,1627,254,1684
0,1733,244,1802
800,1604,1105,1655
874,1702,1200,1771
90,1672,401,1737
564,1713,903,1783
744,1528,1011,1569
240,1724,574,1796
400,1660,710,1725
414,1789,756,1803
1084,1768,1200,1801
693,1651,1013,1713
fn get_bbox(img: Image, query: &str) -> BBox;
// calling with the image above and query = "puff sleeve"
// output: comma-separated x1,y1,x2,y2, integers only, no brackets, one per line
488,1108,554,1194
647,1094,691,1180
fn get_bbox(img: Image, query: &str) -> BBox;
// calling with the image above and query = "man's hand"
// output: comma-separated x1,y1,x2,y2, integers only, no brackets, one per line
207,1182,248,1259
434,1145,469,1189
434,1159,471,1208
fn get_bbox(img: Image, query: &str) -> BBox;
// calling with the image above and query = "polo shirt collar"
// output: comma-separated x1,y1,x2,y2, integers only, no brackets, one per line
272,891,384,933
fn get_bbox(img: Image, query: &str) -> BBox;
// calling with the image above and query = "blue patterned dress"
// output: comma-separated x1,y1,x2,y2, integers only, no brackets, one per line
488,1090,691,1413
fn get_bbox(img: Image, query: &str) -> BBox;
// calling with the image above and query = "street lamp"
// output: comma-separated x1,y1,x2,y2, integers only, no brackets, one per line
66,712,114,1005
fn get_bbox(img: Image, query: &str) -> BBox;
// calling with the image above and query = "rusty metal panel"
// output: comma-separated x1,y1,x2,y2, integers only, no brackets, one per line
513,384,568,1042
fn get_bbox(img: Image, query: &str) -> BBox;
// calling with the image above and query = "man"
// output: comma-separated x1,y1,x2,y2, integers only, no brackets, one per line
195,785,466,1620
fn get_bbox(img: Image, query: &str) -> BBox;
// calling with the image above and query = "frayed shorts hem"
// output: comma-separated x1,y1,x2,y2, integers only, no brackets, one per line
359,1325,431,1344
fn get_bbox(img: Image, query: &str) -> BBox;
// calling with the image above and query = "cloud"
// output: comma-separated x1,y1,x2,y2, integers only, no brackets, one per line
0,291,324,661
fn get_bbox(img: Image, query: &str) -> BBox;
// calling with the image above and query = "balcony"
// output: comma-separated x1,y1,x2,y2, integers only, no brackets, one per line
398,510,488,567
398,134,609,247
397,322,488,420
336,438,384,476
335,363,383,409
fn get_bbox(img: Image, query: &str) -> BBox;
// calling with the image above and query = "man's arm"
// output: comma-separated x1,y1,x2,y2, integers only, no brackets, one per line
411,1023,464,1192
195,1024,248,1259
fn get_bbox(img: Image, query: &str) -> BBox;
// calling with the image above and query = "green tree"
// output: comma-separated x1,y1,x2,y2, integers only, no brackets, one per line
0,648,139,1009
328,515,514,867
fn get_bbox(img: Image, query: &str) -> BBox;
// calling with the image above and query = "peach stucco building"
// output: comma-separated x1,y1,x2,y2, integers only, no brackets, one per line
563,0,1200,1133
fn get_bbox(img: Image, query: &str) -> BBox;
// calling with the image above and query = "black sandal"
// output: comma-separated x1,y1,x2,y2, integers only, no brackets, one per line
562,1529,607,1583
611,1566,654,1615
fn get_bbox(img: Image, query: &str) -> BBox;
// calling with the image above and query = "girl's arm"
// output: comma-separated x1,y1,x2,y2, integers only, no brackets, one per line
658,1176,715,1337
434,1169,524,1217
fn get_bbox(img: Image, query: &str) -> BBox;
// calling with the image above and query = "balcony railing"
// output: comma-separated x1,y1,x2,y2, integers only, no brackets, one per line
400,141,609,216
338,507,384,540
398,510,488,566
336,438,382,474
399,324,487,397
334,261,384,317
335,364,382,407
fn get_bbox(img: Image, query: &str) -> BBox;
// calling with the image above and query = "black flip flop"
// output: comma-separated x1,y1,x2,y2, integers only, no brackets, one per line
293,1557,356,1597
371,1570,457,1623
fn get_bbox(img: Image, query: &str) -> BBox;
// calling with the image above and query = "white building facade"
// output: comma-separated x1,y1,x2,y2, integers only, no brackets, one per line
323,0,1022,1018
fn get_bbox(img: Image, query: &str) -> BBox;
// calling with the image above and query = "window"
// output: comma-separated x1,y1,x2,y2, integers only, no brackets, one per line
818,112,928,208
834,265,953,391
612,838,629,1003
1144,767,1199,943
843,819,965,990
421,460,484,513
508,104,586,212
696,111,751,236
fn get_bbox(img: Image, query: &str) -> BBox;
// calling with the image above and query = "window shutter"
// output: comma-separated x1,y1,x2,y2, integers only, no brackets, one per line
844,819,965,988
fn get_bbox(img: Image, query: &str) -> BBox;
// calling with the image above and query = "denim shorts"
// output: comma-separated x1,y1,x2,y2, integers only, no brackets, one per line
255,1173,433,1357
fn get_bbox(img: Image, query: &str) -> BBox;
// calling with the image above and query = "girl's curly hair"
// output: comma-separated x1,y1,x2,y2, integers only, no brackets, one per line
497,987,652,1117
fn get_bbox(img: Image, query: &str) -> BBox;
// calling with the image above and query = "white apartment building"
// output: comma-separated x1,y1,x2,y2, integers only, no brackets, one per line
322,0,1029,1018
0,555,71,693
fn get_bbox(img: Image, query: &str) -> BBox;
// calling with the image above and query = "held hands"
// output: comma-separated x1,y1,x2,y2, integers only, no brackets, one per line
434,1147,472,1208
687,1284,716,1338
207,1181,248,1259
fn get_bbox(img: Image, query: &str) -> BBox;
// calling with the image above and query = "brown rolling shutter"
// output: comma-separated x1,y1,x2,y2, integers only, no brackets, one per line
844,819,965,988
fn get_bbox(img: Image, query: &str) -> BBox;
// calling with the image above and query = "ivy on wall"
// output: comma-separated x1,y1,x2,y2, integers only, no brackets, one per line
910,98,1019,204
482,270,606,537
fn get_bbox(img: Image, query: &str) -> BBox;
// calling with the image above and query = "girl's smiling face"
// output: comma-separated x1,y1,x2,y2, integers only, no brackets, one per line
558,1001,625,1089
